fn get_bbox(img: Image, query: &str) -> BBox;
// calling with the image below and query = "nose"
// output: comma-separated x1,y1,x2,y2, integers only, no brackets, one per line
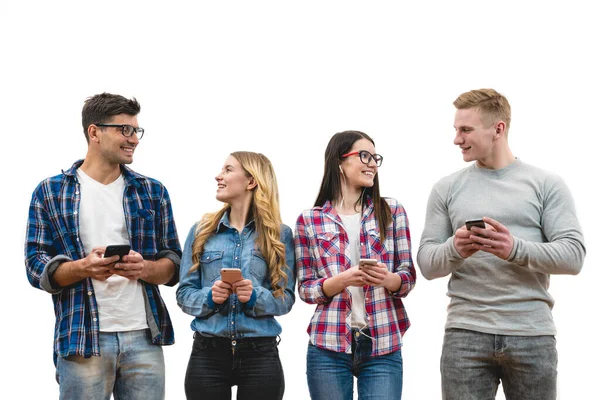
215,173,223,182
127,134,139,145
453,131,464,146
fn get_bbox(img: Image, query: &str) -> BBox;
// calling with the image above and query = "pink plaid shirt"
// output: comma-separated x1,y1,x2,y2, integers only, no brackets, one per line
295,197,415,356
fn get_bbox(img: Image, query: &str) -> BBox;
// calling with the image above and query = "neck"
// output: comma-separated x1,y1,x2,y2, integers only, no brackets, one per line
477,147,516,170
228,197,252,232
335,185,363,215
80,153,122,184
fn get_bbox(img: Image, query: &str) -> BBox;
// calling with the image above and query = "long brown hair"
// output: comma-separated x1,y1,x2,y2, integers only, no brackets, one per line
314,130,391,240
189,152,289,298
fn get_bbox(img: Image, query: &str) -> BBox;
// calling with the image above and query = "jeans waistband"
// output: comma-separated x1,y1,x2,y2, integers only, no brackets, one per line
193,333,278,350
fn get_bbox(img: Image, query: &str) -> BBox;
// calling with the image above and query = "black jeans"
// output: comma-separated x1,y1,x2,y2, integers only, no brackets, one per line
185,334,284,400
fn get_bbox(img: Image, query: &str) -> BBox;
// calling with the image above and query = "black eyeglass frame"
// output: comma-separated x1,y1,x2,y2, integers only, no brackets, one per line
341,150,384,167
95,123,145,140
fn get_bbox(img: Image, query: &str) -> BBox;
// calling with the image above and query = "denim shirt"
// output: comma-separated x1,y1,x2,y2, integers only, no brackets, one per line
177,212,296,339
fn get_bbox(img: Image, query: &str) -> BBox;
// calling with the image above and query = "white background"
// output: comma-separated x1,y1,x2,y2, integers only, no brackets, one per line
2,1,597,399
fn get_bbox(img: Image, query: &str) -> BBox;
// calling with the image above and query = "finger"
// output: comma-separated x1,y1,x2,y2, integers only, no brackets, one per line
482,217,507,233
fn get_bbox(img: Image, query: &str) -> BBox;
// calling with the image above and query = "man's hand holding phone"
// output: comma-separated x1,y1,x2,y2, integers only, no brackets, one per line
468,217,514,260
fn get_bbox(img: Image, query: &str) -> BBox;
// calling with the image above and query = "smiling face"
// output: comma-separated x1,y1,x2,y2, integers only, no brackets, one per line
215,155,254,204
453,108,499,167
94,114,140,165
339,138,378,190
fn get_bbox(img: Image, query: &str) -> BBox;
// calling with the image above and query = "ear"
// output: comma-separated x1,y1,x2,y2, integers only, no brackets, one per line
87,124,100,143
494,121,506,137
247,177,258,191
339,165,344,175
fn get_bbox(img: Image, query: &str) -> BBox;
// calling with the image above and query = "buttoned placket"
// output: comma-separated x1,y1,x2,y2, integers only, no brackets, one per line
228,228,244,342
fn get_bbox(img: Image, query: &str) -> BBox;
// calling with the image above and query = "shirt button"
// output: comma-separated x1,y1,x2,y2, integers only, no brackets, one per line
360,242,365,246
73,211,78,215
75,191,79,195
367,316,370,320
237,244,240,247
93,318,97,322
235,257,238,260
87,291,92,296
231,321,234,325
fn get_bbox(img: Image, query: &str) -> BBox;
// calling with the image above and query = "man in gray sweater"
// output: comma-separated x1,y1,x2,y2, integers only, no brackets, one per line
417,88,585,400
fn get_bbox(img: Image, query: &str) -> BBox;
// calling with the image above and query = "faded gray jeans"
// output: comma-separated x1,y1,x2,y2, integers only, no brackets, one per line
441,328,557,400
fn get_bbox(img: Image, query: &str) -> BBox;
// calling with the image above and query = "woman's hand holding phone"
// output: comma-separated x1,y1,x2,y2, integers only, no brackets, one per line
211,280,233,304
232,279,254,303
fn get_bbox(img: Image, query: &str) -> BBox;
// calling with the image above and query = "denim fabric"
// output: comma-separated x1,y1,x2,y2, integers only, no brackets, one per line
56,329,165,400
177,214,296,339
306,329,403,400
184,334,284,400
441,328,557,400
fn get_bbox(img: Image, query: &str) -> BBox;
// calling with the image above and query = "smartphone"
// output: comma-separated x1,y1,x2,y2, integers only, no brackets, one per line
465,219,486,237
220,268,243,284
104,244,131,261
358,258,378,269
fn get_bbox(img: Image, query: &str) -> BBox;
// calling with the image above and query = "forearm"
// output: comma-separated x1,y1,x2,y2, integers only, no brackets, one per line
417,237,464,280
322,274,348,297
142,258,176,285
509,236,585,275
53,259,88,287
243,286,295,317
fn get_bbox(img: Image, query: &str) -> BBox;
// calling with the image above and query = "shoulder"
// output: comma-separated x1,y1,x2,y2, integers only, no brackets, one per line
296,206,325,223
383,197,407,218
280,224,293,240
31,168,75,200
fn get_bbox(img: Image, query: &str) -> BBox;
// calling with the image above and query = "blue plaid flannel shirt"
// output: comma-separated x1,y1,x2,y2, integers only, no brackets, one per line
25,160,182,362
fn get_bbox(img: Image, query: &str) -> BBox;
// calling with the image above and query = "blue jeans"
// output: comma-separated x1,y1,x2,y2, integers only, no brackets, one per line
184,334,284,400
56,329,165,400
441,328,557,400
306,329,403,400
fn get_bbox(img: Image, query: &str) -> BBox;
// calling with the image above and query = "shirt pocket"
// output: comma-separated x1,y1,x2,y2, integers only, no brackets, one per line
315,232,343,276
132,208,156,236
200,250,224,283
249,249,269,285
366,229,385,256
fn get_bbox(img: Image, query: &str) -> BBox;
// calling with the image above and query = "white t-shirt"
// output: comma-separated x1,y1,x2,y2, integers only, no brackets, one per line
339,213,368,328
77,169,148,332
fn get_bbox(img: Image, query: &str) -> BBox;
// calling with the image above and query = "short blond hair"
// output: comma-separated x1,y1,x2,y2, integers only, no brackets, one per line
454,88,511,131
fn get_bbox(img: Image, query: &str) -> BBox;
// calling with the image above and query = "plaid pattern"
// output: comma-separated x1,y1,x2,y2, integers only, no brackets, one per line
25,160,182,361
295,197,415,356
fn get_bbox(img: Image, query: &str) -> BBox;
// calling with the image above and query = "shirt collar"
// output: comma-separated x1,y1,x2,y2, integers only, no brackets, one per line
215,210,256,233
62,159,145,186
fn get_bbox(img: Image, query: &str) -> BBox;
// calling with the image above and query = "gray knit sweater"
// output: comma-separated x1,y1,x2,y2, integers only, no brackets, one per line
417,159,585,335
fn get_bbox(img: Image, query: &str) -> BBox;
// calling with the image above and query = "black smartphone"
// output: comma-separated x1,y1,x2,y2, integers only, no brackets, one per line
465,219,485,231
465,219,486,236
104,244,131,261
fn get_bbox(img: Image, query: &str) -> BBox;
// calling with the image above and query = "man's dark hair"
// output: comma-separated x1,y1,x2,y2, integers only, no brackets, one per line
81,93,141,142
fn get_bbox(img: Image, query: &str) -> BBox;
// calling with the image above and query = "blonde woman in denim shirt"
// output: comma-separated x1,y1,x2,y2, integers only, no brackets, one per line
295,131,416,400
177,152,296,400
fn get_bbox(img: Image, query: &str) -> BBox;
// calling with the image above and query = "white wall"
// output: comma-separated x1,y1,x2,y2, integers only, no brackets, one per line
2,1,597,399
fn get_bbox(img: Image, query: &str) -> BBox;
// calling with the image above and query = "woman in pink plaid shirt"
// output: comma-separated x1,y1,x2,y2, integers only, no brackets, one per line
294,130,416,400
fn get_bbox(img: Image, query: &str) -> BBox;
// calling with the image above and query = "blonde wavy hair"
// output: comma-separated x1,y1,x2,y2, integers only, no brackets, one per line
189,151,289,298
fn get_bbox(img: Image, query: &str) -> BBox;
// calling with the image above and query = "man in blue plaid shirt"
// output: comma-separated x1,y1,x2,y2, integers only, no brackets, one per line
25,93,182,400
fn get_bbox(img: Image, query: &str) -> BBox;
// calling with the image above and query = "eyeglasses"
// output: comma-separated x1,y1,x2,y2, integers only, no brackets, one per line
341,150,383,167
96,124,145,140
